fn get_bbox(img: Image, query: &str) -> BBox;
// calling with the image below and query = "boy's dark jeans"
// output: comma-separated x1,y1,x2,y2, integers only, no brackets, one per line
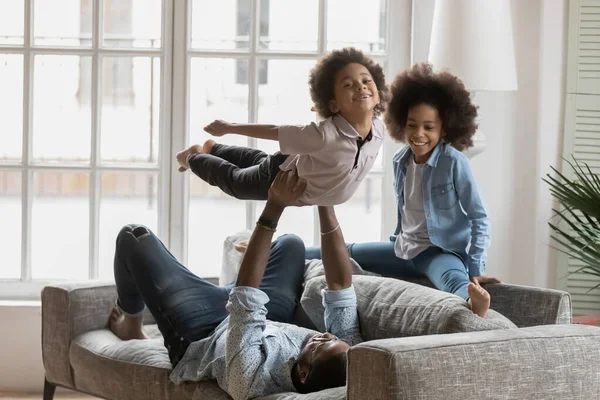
188,143,288,200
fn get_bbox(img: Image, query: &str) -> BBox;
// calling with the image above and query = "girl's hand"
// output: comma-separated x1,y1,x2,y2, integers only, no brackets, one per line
267,170,307,208
204,120,232,137
470,276,501,285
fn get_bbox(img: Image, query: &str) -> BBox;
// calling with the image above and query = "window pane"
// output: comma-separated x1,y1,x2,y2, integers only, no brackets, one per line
255,200,315,247
101,57,160,164
187,57,249,277
336,176,382,243
103,0,162,48
0,0,24,45
190,0,249,50
256,59,316,155
34,0,93,46
189,58,249,148
31,171,89,280
0,171,22,279
99,172,158,280
32,55,92,163
0,54,23,162
188,177,246,277
327,0,387,53
262,0,318,51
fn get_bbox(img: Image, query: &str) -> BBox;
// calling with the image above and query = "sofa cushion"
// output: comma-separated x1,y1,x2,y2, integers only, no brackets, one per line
301,275,517,341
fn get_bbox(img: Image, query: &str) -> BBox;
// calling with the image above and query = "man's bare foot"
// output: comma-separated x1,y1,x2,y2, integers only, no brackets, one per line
176,144,203,172
108,306,148,340
203,139,216,155
467,283,491,318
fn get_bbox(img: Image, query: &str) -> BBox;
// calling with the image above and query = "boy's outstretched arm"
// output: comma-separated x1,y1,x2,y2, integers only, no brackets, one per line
204,119,279,141
318,206,353,291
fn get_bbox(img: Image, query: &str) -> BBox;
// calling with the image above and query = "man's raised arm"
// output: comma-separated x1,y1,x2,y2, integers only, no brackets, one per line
317,206,361,346
318,206,353,290
225,171,307,400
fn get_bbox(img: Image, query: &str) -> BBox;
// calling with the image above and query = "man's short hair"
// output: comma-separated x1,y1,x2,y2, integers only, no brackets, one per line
297,352,348,394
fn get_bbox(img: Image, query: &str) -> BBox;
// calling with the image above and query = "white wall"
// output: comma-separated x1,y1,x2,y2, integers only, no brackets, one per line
533,0,568,289
412,0,567,287
0,0,569,392
0,303,46,392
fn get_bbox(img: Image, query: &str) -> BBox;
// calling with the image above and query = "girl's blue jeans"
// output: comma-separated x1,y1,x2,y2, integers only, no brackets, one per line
305,241,470,300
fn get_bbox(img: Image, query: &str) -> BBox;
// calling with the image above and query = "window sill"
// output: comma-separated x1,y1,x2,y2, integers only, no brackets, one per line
0,300,41,307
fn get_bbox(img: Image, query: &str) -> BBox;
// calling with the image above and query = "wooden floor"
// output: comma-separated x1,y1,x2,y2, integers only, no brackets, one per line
0,393,98,400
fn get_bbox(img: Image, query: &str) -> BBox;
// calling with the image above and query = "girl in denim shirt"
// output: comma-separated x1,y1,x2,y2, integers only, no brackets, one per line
307,63,499,317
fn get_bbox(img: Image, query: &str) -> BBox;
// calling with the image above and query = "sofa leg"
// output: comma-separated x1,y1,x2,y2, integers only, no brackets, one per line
43,378,56,400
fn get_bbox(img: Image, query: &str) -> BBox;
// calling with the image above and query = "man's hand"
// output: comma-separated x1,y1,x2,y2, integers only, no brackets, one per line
267,171,307,209
470,276,501,285
176,144,202,172
235,171,306,289
204,119,232,137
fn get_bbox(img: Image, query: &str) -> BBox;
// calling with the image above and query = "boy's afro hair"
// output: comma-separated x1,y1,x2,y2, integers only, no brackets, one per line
309,47,389,119
384,62,478,151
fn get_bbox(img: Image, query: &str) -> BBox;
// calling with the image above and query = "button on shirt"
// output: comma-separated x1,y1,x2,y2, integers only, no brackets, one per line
278,115,385,206
170,285,361,400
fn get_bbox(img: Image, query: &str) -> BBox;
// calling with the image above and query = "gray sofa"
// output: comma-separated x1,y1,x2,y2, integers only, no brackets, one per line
41,275,600,400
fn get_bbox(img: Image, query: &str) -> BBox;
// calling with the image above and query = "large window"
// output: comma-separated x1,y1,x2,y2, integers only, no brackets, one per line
1,0,405,299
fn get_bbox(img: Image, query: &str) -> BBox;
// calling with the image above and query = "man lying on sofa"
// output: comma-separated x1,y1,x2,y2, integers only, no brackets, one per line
107,171,359,399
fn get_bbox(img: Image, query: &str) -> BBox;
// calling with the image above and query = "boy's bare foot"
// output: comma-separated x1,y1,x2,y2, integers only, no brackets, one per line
467,283,490,318
203,139,216,155
108,306,148,340
176,144,203,172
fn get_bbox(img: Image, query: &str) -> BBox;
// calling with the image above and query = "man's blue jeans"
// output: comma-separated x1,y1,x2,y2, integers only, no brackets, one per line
306,241,470,300
114,224,306,365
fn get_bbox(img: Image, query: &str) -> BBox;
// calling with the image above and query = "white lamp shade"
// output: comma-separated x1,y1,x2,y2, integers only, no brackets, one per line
428,0,518,91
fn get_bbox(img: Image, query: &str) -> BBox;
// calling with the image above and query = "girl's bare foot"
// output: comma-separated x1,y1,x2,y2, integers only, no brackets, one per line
467,283,491,318
176,144,203,172
203,139,216,154
108,306,148,340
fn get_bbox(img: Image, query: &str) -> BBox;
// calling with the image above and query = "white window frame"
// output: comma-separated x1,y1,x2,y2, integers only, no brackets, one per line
1,0,411,300
0,0,174,299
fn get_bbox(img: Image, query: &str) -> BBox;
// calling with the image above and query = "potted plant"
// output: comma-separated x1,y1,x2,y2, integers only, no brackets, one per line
544,157,600,286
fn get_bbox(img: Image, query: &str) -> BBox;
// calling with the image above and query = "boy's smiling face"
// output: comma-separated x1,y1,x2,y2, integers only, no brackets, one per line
329,63,380,120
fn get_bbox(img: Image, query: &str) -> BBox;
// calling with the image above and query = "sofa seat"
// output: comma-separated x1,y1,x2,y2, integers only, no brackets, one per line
69,324,222,400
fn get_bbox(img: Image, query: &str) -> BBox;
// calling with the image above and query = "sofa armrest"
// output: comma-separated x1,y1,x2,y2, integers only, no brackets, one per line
347,324,600,400
41,282,154,388
484,283,572,326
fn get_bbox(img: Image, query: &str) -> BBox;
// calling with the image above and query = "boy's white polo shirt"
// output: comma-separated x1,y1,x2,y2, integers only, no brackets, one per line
278,115,385,206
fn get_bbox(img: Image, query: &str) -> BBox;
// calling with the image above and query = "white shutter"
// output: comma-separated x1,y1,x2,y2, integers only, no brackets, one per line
560,0,600,315
567,0,600,95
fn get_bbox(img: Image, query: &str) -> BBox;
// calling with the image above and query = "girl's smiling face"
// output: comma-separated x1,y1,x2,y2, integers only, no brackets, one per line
405,103,444,164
